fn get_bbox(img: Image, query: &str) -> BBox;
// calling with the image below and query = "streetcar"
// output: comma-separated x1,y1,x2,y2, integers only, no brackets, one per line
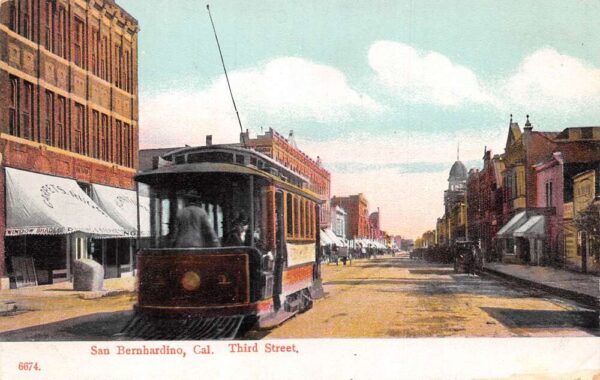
123,144,324,339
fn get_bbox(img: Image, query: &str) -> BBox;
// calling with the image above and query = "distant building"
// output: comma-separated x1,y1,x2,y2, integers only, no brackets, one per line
368,208,383,240
466,149,504,259
331,193,370,239
242,129,331,228
435,153,468,245
331,205,347,240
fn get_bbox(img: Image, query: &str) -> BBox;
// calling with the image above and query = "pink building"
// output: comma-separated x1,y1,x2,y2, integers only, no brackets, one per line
533,152,564,265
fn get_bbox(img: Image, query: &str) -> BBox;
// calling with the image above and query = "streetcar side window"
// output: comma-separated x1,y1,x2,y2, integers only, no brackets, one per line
300,199,305,238
286,192,293,238
294,196,300,238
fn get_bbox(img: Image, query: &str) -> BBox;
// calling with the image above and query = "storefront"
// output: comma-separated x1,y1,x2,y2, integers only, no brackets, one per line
91,183,151,278
497,211,546,264
3,168,147,288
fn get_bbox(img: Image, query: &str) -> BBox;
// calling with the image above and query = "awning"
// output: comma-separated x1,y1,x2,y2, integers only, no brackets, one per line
320,229,333,246
5,168,126,236
496,211,528,238
324,228,346,247
514,215,545,238
91,184,151,237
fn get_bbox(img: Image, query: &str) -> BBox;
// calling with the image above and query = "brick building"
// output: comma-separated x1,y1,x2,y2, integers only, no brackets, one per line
331,193,369,239
0,0,139,288
368,208,383,240
466,149,504,259
242,129,331,228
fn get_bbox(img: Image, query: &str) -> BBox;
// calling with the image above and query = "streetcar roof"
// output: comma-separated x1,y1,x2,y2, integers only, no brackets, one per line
136,146,323,203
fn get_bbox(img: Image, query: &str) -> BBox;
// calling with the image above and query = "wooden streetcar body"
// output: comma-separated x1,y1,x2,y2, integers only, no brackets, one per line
127,145,323,339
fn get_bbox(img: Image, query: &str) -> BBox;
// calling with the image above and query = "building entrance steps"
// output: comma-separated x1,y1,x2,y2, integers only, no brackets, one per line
483,262,599,308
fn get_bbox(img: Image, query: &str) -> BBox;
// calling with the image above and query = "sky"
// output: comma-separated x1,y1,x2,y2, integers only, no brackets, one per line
119,0,600,238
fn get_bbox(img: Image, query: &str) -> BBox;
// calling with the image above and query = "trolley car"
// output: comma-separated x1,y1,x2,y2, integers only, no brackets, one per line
123,144,323,339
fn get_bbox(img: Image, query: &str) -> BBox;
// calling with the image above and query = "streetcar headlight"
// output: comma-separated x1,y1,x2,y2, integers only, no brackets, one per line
181,271,201,291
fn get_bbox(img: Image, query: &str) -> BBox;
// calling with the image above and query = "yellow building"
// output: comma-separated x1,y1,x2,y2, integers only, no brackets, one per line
564,169,600,273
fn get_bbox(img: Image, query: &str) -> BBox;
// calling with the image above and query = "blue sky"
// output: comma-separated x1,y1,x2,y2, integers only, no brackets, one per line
120,0,600,237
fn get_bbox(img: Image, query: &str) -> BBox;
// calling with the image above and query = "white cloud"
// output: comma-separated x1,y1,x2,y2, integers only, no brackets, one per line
501,48,600,113
368,41,494,106
299,128,505,167
139,57,382,148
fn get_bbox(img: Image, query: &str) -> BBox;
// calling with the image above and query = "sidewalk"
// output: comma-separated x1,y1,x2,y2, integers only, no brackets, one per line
1,275,136,306
483,263,600,308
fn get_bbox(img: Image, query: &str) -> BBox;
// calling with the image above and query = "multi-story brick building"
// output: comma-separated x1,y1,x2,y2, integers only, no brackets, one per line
0,0,139,288
331,193,369,239
466,149,504,259
368,208,383,240
242,129,331,228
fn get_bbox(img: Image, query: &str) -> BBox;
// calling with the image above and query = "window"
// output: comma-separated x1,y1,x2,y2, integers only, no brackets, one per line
101,114,109,161
92,111,100,158
45,1,54,51
21,0,32,40
90,28,99,76
56,96,66,148
294,197,300,237
9,76,19,136
286,193,293,238
74,104,85,154
74,18,84,67
9,0,18,32
115,120,122,165
100,36,108,81
45,91,54,145
56,6,66,58
300,199,305,238
546,182,553,207
22,81,34,139
114,43,122,87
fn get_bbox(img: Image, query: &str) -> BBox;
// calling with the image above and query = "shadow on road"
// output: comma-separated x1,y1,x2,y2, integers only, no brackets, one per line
359,258,448,269
481,307,600,331
0,310,134,341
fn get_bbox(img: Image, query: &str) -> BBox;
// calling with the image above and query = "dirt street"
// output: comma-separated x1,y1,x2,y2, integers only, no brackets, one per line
0,255,597,340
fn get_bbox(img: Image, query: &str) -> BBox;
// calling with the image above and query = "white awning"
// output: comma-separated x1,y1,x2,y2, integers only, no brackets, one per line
324,228,346,247
91,184,151,237
5,168,126,236
514,215,545,238
496,211,528,238
320,229,333,246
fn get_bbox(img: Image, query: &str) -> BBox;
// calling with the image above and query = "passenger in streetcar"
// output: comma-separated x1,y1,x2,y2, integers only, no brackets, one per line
172,191,220,248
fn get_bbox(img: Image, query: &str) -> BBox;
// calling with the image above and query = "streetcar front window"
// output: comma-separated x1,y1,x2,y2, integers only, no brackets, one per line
144,174,268,250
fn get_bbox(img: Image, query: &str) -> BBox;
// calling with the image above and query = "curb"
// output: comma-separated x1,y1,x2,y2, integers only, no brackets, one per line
78,289,133,300
482,267,599,309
